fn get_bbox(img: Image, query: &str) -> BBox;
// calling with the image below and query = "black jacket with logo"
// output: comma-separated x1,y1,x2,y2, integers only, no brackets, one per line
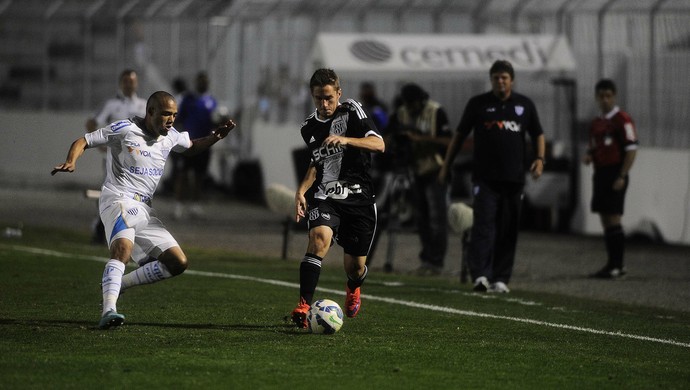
456,91,543,184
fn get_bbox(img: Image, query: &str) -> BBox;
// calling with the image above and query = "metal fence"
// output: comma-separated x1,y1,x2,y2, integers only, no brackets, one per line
1,0,689,153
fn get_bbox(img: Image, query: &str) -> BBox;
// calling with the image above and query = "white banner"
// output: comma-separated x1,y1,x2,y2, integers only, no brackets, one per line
310,33,576,76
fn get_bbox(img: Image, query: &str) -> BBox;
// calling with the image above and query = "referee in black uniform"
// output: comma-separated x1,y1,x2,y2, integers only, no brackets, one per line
440,60,545,293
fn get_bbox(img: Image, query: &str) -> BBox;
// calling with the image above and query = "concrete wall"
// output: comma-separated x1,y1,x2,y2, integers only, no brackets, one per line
2,110,689,244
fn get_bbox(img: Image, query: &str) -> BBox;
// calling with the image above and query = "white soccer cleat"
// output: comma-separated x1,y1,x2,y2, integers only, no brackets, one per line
473,276,490,292
489,281,510,293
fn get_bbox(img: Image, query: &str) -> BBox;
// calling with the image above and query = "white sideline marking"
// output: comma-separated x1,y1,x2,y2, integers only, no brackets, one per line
5,244,690,349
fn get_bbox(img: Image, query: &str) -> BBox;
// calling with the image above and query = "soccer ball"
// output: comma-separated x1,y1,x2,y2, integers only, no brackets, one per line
307,299,344,334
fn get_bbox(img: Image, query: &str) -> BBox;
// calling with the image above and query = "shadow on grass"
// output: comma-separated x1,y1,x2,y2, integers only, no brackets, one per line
0,317,307,334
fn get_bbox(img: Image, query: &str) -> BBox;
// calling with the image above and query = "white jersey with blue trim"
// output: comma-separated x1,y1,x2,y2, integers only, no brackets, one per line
85,118,191,201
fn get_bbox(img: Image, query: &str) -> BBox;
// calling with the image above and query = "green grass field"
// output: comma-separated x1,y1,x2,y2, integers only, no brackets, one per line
1,226,689,389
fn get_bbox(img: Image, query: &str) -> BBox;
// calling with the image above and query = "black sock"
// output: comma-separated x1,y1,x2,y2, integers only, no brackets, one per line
299,253,322,305
347,265,368,291
605,225,625,269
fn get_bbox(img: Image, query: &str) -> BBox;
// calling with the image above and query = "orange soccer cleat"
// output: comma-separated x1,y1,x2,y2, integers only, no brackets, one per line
291,298,310,328
345,286,361,318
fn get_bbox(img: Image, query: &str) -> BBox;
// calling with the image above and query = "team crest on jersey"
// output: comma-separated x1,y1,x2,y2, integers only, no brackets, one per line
330,116,347,136
515,105,524,116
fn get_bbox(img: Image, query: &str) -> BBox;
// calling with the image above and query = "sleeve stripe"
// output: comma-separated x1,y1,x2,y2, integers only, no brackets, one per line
344,98,368,120
365,130,382,139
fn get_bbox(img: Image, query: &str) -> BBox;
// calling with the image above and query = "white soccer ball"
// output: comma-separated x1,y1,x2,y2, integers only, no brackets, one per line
448,201,473,234
307,299,344,334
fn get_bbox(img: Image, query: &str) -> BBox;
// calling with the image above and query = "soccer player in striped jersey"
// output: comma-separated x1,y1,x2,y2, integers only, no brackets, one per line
291,69,385,328
584,79,638,279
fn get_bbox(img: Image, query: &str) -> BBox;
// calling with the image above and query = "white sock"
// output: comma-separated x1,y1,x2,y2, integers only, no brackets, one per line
121,260,174,290
102,260,126,316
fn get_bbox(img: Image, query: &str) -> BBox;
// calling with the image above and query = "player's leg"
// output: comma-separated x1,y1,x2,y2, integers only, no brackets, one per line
467,181,499,291
590,168,627,278
491,185,523,293
292,202,339,327
99,203,139,329
340,203,377,317
597,213,625,277
344,253,367,317
120,216,187,290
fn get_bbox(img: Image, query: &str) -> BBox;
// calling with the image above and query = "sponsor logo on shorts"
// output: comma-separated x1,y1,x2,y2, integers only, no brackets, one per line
309,209,320,221
127,207,138,216
321,213,331,221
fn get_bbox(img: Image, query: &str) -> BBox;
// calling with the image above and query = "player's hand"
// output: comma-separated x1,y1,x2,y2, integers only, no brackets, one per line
51,162,75,176
530,159,544,180
583,154,592,165
214,119,237,140
295,192,307,223
612,177,626,191
323,134,347,148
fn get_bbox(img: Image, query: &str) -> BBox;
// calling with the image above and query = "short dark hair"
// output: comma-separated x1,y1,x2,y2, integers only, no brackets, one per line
310,68,340,91
595,79,617,95
400,83,429,104
146,91,174,112
489,60,514,80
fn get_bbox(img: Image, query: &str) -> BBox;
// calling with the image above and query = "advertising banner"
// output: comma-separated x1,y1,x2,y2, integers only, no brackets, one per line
310,33,576,78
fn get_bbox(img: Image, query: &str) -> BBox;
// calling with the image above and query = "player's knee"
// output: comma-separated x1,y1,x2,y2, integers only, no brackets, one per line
168,255,188,276
308,231,332,252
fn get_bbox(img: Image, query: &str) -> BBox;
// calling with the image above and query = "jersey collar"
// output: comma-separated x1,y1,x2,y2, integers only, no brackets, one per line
602,106,620,120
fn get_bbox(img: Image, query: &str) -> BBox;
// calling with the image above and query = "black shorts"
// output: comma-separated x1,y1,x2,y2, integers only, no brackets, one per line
307,200,377,257
591,165,628,215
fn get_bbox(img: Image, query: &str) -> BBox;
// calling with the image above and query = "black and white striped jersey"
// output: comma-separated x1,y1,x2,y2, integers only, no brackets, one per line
300,99,382,206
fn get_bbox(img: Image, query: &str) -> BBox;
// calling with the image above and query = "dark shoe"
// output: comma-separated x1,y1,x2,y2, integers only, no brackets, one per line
590,266,627,279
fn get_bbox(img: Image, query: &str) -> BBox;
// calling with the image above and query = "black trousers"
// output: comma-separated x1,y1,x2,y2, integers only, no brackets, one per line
467,180,523,284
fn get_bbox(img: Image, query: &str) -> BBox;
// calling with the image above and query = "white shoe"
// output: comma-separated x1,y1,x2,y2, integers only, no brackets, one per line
473,276,490,292
489,281,510,293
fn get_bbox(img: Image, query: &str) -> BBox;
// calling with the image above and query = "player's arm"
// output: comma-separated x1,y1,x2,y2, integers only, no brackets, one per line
182,119,236,156
322,133,385,153
438,132,467,183
51,137,89,175
529,134,546,180
295,164,317,223
613,149,636,191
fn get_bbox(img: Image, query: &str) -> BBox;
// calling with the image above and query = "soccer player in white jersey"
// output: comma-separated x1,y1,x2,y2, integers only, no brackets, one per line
85,69,147,245
52,91,236,329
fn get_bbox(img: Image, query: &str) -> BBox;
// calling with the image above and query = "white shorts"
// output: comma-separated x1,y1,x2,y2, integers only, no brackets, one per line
100,192,178,264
